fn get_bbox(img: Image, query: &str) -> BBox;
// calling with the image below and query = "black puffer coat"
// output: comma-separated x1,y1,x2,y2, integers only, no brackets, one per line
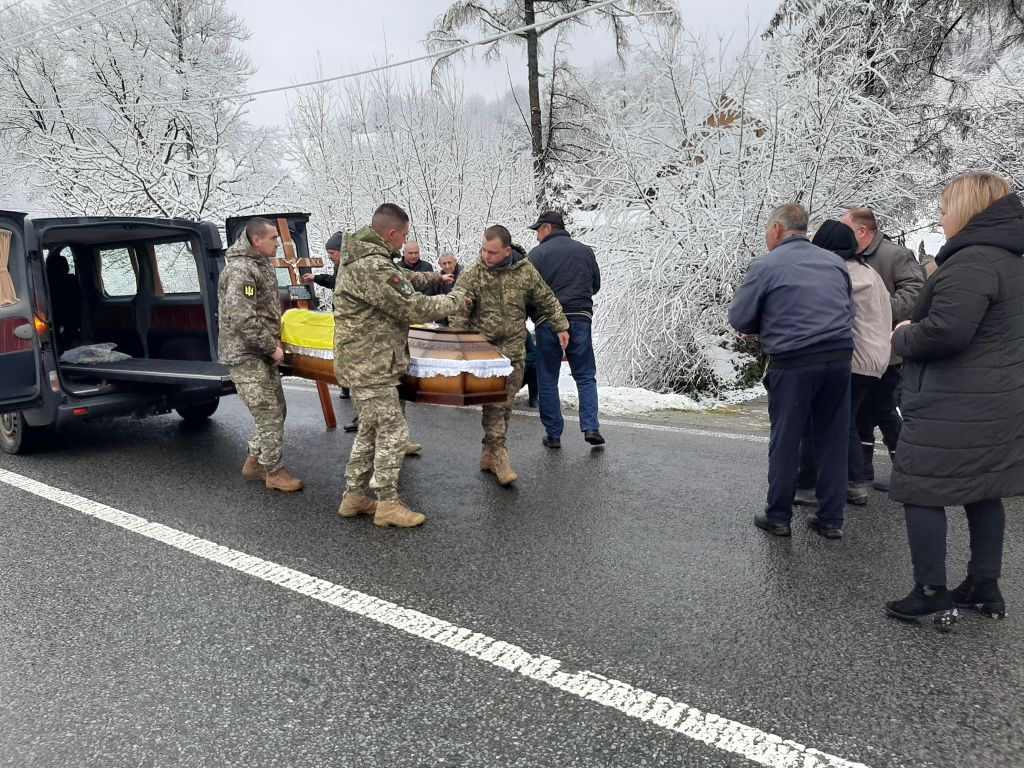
890,193,1024,506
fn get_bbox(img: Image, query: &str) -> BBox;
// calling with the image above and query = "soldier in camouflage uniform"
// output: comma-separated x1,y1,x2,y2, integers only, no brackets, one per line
217,218,303,492
334,203,467,528
450,225,569,485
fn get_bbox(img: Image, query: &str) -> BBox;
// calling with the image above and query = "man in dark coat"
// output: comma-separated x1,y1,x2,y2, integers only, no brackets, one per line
730,204,856,539
302,231,343,292
841,209,925,490
885,188,1024,622
528,211,604,448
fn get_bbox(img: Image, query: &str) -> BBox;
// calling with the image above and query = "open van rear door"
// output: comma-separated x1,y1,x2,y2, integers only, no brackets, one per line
0,211,44,414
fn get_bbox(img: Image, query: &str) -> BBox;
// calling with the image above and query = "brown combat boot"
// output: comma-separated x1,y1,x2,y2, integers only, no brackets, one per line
492,447,518,486
405,442,422,455
265,467,304,492
373,497,426,528
242,456,266,480
480,444,496,472
338,492,376,518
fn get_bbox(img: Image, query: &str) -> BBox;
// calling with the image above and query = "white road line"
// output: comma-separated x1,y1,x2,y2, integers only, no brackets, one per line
0,467,868,768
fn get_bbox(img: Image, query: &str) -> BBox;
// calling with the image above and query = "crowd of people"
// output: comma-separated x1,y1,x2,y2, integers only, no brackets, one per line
218,205,604,525
217,170,1023,631
729,171,1024,628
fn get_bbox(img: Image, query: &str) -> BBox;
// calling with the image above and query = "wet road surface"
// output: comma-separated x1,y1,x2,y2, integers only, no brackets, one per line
1,382,1021,768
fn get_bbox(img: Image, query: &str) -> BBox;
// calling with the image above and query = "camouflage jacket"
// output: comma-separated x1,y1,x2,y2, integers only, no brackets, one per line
449,255,568,362
217,235,281,366
333,226,465,388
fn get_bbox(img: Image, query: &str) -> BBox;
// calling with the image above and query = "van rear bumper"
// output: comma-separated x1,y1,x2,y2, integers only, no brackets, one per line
24,381,234,427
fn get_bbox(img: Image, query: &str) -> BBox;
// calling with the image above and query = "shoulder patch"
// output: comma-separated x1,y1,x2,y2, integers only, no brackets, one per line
242,281,256,299
388,275,414,296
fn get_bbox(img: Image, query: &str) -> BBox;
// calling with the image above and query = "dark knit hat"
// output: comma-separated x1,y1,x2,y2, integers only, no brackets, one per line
812,220,858,261
325,231,343,252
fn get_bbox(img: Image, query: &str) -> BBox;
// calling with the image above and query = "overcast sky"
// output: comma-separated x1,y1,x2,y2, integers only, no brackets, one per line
221,0,781,128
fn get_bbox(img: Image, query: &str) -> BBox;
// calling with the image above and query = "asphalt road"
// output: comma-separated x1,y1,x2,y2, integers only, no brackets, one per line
1,382,1021,768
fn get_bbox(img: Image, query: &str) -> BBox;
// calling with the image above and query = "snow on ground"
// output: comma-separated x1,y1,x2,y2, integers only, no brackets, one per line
513,362,766,416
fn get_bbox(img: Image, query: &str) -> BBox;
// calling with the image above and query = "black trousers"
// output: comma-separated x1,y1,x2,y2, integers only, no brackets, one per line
524,362,538,401
797,372,875,488
904,499,1005,586
856,365,902,479
765,360,851,526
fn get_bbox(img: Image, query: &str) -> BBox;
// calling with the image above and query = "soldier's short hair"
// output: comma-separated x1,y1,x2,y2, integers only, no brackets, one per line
372,203,409,235
766,204,808,234
245,217,277,244
484,225,511,248
846,207,878,233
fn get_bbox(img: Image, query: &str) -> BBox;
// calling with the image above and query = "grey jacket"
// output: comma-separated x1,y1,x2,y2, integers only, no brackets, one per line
861,232,925,365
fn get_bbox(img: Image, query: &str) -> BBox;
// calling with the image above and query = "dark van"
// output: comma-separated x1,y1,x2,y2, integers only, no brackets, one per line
0,211,316,454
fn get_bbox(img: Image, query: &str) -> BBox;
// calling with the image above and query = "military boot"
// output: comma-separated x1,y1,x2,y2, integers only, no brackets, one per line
373,497,426,528
242,456,266,480
265,468,304,492
480,444,496,472
338,492,376,518
492,447,518,485
405,442,423,456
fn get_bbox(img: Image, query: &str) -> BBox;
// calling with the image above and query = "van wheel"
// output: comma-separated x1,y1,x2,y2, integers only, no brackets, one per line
0,412,43,455
176,400,220,422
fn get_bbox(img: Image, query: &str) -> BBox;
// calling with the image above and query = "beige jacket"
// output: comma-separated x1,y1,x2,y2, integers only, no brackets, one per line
848,261,892,378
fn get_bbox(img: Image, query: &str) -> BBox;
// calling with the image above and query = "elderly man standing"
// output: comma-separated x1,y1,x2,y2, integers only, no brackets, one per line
840,208,924,491
218,218,303,492
528,211,604,448
334,204,466,527
438,252,462,293
450,225,569,485
730,204,856,539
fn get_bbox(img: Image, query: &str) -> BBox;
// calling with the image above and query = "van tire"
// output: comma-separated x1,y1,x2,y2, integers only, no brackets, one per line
176,400,220,422
0,412,46,455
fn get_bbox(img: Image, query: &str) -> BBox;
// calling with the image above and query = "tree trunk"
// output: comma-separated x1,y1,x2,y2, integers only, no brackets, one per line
524,0,544,204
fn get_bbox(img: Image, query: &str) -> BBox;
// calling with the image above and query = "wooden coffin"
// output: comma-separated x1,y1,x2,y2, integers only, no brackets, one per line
280,325,510,407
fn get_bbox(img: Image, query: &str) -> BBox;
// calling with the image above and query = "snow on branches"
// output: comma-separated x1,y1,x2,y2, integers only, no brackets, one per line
0,0,288,220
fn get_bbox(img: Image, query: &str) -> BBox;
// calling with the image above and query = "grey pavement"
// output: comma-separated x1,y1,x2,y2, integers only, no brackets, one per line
1,383,1021,768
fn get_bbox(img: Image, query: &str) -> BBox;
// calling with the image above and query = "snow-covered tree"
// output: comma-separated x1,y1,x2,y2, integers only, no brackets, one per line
574,7,915,394
0,0,288,220
426,0,680,207
287,68,535,291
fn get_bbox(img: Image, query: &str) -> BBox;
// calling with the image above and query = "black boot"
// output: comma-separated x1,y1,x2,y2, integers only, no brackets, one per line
861,443,875,482
885,584,957,631
950,575,1006,619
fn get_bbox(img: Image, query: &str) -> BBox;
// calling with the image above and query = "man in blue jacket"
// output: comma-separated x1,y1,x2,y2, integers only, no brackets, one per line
528,211,604,448
730,204,856,539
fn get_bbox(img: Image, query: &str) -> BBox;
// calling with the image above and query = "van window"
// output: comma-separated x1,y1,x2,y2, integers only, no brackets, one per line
99,248,138,297
154,242,200,294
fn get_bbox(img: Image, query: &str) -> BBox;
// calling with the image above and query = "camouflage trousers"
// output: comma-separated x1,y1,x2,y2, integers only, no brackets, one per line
230,360,287,473
481,359,526,449
346,385,409,500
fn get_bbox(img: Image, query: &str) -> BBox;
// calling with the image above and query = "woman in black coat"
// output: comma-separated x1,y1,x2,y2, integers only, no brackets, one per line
885,172,1024,626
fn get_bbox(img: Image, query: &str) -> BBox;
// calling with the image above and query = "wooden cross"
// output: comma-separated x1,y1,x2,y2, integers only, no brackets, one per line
270,217,337,429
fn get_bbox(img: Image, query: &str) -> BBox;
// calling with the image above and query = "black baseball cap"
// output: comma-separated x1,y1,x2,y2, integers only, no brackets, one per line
528,211,564,230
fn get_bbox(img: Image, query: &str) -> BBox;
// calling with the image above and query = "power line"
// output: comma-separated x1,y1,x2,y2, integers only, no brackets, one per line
2,0,122,48
0,0,627,113
1,0,147,52
0,0,31,15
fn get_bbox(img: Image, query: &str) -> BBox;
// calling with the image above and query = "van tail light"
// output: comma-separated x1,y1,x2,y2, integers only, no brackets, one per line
49,370,59,392
34,316,48,336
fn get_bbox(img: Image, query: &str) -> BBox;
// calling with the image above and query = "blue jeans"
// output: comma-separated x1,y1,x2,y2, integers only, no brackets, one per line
765,360,851,526
536,318,600,437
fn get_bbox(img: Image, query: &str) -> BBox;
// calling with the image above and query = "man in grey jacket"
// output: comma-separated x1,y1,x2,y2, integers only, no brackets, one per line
840,209,925,491
730,204,856,539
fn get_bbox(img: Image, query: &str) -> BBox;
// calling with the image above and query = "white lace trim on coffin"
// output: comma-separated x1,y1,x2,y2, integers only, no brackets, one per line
282,343,513,379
